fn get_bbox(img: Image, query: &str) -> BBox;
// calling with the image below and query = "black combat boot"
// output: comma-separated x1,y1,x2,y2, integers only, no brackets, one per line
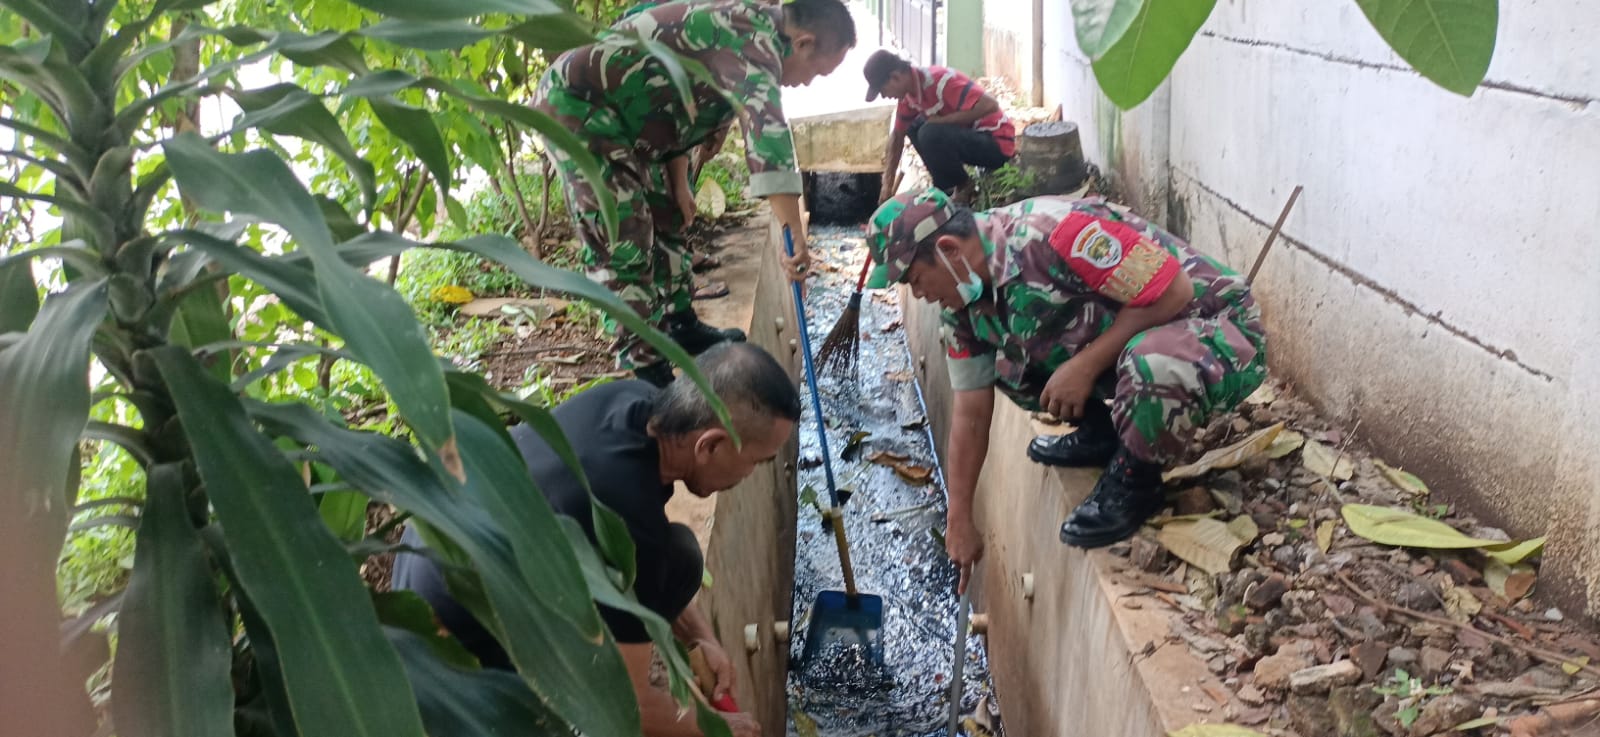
1026,399,1118,467
633,361,675,388
1059,447,1166,549
667,309,746,355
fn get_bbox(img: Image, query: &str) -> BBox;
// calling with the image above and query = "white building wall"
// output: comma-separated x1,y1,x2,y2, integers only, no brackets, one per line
1008,0,1600,616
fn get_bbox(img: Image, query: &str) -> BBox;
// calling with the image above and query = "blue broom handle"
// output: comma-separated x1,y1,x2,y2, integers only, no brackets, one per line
783,226,840,508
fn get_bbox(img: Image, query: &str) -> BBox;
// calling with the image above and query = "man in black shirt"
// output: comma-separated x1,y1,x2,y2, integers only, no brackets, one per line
393,342,799,737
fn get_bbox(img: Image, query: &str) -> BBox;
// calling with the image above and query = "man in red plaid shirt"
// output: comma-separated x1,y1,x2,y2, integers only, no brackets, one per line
864,49,1015,204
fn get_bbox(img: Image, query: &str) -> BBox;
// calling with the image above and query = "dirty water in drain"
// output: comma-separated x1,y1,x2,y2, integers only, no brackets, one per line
785,224,1001,737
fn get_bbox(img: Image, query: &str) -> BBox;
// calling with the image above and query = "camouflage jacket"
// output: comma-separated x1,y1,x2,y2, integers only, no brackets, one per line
943,196,1257,405
537,0,802,198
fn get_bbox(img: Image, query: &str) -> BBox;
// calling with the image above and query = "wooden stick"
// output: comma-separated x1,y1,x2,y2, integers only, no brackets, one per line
1334,570,1600,680
1247,185,1303,283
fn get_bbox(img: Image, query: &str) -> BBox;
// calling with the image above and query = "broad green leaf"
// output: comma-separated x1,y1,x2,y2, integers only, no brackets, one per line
367,97,454,195
197,526,300,737
319,490,370,543
1342,504,1543,559
163,134,458,473
0,279,103,737
343,0,566,21
371,592,479,669
0,254,38,332
439,236,728,432
359,19,499,50
1092,0,1217,109
149,347,427,737
112,464,235,737
505,15,598,55
1070,0,1146,58
1354,0,1497,96
0,278,106,533
1373,459,1430,496
386,628,567,736
277,32,368,75
441,370,636,583
558,518,732,737
0,0,90,59
248,402,643,737
164,229,329,326
230,84,378,213
1168,726,1268,737
168,280,233,383
1482,536,1545,565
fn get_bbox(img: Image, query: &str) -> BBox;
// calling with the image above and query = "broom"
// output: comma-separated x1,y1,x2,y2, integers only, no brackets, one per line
816,256,873,376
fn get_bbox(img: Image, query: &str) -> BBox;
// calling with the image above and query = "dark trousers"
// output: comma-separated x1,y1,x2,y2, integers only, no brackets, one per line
391,521,704,669
908,122,1012,191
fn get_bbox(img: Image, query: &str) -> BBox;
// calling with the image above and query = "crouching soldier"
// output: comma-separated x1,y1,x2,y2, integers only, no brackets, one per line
864,188,1266,591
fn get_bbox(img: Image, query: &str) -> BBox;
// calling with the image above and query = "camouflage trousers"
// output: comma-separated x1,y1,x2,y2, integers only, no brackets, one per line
1004,307,1267,465
1112,309,1267,464
542,139,695,370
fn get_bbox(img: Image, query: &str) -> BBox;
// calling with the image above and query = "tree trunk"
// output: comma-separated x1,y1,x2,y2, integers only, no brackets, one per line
386,168,430,286
497,124,541,257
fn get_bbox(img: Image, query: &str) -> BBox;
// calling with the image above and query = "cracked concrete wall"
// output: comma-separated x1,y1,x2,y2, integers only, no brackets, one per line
1023,1,1600,617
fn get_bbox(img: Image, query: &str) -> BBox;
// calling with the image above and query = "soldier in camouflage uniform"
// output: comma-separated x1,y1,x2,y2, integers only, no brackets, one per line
533,0,855,386
866,188,1267,588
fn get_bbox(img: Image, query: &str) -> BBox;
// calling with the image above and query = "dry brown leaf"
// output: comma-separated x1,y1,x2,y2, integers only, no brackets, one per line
1227,515,1260,544
1301,439,1354,481
1243,383,1277,406
1157,518,1244,576
866,449,909,463
1164,423,1285,482
1265,430,1305,459
1316,520,1336,554
866,450,932,486
885,369,914,382
1503,571,1537,601
1373,459,1430,496
1440,578,1483,622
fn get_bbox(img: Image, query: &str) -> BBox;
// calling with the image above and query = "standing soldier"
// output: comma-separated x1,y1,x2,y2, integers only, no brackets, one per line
865,188,1267,592
533,0,856,386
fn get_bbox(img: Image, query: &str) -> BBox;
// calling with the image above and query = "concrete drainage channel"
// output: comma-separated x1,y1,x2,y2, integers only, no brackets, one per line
782,221,1000,737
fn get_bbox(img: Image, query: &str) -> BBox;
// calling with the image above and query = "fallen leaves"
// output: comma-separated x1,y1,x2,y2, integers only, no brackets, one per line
694,178,727,219
840,430,871,462
1341,504,1547,562
1157,518,1244,575
1265,430,1304,459
867,450,934,486
1301,439,1354,481
1485,559,1537,601
1315,520,1336,554
1440,578,1483,623
1164,423,1284,481
1374,459,1430,496
884,369,914,382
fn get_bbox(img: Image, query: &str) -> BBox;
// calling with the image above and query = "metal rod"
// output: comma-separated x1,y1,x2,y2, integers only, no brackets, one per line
948,590,969,736
1247,184,1303,283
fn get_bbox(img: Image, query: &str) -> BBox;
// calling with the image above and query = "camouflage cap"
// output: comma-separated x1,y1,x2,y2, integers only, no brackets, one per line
864,187,955,289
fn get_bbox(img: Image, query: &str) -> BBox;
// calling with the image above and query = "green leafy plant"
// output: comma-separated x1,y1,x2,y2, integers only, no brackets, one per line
976,161,1039,209
1069,0,1499,108
1372,668,1454,728
0,1,736,735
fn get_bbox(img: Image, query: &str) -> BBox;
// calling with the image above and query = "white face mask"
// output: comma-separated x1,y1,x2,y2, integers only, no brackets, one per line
936,248,984,306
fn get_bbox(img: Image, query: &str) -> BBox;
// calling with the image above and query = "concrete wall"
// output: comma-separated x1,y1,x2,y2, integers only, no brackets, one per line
982,0,1034,103
901,293,1225,737
990,0,1600,618
697,221,803,735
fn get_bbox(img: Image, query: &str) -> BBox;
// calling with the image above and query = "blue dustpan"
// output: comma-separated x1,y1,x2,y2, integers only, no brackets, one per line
785,226,886,667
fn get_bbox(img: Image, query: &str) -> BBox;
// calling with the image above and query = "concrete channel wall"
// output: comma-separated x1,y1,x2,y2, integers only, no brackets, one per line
984,0,1600,619
697,224,802,736
902,293,1229,737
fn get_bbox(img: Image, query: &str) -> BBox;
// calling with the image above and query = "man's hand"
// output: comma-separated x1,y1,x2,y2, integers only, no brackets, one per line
720,711,761,737
878,177,896,205
675,181,697,231
781,244,811,284
1040,357,1098,421
693,638,737,702
946,511,985,595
